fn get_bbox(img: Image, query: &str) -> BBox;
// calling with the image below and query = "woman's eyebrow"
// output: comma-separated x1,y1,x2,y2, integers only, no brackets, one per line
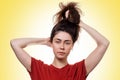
54,38,61,41
55,38,71,42
65,40,72,43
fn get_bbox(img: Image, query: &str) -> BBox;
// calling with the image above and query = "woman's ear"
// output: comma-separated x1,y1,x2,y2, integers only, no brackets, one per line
49,42,52,47
71,44,74,50
47,41,52,47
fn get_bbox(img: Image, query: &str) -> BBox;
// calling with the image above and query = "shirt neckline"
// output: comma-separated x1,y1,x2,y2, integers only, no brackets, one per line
50,64,69,71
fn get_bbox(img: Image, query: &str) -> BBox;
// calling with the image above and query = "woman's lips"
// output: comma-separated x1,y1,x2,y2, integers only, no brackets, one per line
57,52,65,55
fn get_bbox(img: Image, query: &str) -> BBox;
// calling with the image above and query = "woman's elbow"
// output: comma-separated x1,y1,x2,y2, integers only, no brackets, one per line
103,39,110,47
98,39,110,47
10,39,15,47
10,39,20,48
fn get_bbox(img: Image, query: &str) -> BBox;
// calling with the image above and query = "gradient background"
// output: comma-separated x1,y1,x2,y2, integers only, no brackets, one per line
0,0,120,80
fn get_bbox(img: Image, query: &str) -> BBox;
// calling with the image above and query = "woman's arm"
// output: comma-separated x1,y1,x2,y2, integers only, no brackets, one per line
10,38,50,72
80,21,110,75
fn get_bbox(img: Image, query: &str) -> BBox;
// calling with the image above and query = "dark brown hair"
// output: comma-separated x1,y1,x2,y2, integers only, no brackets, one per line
50,2,81,43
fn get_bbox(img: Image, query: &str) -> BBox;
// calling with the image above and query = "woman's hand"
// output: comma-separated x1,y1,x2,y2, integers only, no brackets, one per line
42,37,51,47
80,20,85,27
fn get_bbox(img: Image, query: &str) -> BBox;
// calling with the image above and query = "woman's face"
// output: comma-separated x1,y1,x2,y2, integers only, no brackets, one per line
51,31,73,60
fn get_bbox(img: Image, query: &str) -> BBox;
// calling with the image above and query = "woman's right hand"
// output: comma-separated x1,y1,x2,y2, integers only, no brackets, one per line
42,37,51,47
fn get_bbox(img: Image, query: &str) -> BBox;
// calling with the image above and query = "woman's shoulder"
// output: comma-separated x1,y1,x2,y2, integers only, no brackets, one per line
31,57,49,67
69,59,85,68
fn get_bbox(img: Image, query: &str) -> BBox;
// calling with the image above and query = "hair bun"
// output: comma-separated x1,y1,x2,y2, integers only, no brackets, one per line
55,2,81,24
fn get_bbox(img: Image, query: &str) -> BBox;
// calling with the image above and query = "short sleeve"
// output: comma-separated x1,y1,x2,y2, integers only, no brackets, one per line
74,59,87,80
28,57,44,80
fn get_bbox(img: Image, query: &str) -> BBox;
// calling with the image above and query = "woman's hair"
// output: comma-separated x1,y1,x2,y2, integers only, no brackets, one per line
50,2,82,43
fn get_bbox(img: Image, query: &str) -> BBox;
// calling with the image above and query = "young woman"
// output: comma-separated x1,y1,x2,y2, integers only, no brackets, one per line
10,2,109,80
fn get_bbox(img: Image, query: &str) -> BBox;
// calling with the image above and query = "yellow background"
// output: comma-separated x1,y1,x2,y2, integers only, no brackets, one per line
0,0,120,80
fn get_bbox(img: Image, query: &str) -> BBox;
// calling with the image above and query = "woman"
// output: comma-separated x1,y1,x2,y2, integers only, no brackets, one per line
10,2,109,80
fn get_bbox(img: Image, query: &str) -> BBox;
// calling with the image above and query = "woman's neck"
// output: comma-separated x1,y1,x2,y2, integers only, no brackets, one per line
52,58,68,68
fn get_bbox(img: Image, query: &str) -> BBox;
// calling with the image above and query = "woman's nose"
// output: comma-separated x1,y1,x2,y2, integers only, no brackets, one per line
60,43,64,50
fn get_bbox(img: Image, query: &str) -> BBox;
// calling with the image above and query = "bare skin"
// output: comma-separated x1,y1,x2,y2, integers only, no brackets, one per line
10,38,51,71
51,31,73,68
10,21,109,76
80,21,109,74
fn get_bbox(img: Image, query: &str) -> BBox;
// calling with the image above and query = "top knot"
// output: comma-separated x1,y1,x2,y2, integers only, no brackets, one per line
55,2,82,24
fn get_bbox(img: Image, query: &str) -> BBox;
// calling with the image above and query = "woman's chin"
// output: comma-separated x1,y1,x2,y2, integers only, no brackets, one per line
56,55,66,60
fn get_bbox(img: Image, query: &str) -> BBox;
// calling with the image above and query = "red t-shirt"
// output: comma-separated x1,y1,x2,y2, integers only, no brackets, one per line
28,57,87,80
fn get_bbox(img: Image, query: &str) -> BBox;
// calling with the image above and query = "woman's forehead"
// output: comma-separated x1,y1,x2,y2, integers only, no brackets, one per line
54,31,72,41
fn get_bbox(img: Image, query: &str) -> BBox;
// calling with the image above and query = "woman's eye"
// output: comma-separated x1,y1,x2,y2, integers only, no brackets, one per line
65,42,71,45
55,41,60,43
